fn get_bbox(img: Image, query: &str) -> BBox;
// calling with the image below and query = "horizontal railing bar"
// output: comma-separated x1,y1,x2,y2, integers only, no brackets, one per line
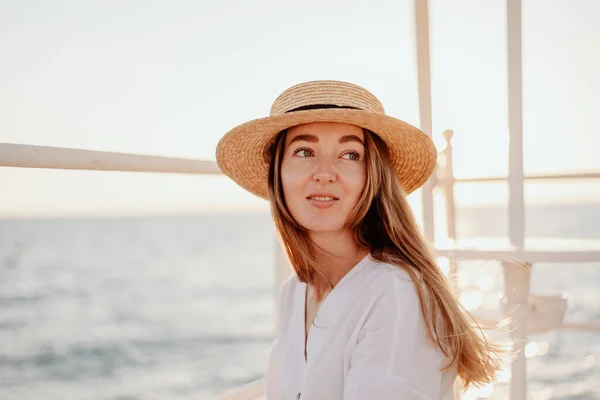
0,142,221,175
435,249,600,263
2,143,596,182
477,319,600,332
559,322,600,331
437,172,600,184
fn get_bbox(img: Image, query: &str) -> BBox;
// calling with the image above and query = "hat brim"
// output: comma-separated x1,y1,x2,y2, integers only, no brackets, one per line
216,108,437,199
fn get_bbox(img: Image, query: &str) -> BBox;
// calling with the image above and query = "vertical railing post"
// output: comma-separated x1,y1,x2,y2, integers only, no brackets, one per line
442,130,457,241
507,0,525,251
413,0,436,243
507,0,527,397
441,129,459,293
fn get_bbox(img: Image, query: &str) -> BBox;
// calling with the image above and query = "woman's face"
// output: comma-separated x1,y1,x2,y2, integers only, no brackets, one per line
281,122,367,233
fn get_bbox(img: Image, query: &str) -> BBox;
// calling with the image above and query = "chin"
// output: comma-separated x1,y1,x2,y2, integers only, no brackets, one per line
300,218,347,234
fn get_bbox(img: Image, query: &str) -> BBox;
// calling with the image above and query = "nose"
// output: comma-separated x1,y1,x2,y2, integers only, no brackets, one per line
313,172,336,183
312,160,337,183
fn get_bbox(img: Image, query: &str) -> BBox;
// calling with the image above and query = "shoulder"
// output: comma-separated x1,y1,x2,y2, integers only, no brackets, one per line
277,273,300,305
362,257,420,302
358,258,423,328
272,273,302,333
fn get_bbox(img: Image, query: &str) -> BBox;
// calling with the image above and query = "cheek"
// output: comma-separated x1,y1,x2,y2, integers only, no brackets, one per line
342,165,367,199
281,160,310,197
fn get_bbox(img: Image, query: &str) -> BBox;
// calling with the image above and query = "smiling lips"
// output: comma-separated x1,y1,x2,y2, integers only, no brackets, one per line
306,193,339,209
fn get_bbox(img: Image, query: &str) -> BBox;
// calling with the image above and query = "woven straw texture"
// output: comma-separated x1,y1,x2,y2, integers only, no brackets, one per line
216,80,437,199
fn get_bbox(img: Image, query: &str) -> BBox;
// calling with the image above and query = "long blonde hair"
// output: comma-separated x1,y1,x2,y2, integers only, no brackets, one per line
267,127,503,389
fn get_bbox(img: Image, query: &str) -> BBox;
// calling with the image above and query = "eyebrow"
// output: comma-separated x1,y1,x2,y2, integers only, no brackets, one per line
288,134,364,145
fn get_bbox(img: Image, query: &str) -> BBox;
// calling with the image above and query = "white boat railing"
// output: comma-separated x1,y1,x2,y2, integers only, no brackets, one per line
443,172,600,183
0,142,221,175
433,122,600,399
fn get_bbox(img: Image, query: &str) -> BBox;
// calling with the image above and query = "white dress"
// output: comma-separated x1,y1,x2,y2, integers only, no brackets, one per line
265,254,457,400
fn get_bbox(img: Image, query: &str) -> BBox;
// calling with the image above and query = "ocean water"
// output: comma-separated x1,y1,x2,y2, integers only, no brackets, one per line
0,204,598,399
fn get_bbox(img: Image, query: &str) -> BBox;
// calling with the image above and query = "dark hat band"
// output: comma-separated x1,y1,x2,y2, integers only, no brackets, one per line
285,104,362,113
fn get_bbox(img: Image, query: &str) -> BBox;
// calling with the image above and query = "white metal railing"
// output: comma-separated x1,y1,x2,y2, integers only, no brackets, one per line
434,126,600,399
442,172,600,183
0,142,221,175
414,0,435,244
506,0,526,255
4,140,594,183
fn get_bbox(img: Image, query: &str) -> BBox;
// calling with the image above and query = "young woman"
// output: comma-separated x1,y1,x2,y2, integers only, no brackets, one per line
216,80,501,399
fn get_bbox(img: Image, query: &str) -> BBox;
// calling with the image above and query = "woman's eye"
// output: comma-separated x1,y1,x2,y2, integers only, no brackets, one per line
342,151,360,161
294,148,313,158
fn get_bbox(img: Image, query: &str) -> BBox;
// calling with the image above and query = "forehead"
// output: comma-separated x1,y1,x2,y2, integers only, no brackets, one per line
286,122,364,141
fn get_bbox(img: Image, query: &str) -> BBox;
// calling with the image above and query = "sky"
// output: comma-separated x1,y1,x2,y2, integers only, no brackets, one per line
1,0,599,217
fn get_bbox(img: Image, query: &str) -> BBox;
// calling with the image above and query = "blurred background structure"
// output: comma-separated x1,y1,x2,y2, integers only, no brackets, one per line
1,0,599,399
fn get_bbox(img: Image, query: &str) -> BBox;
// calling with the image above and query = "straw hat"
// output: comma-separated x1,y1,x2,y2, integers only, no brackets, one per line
216,80,437,199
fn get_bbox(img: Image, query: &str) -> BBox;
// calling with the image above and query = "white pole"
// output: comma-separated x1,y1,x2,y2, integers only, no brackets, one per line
507,0,525,250
442,130,456,240
506,1,527,399
0,142,221,175
413,0,436,243
442,130,459,294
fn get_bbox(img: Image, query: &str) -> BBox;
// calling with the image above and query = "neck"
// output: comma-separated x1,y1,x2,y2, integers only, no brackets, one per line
307,229,368,298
